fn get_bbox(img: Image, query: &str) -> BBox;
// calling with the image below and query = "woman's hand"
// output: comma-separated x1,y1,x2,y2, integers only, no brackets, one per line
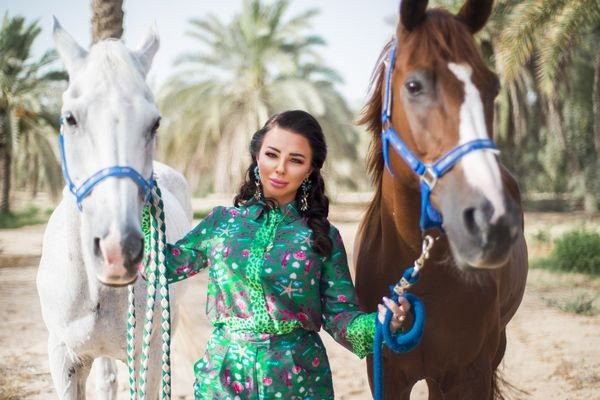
377,296,410,333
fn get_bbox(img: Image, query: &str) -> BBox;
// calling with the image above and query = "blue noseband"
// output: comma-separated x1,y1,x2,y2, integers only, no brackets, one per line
58,116,154,210
381,40,498,231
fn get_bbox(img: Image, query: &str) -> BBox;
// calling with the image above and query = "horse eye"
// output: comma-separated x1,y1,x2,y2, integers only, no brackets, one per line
405,80,423,95
64,112,77,126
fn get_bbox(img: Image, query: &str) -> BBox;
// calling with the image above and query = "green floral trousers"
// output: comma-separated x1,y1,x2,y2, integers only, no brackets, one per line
193,328,334,400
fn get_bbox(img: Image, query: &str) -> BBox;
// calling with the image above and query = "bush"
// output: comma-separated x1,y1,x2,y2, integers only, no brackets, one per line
551,230,600,275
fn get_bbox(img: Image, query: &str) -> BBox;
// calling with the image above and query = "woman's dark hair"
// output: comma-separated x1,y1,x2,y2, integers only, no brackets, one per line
234,110,332,257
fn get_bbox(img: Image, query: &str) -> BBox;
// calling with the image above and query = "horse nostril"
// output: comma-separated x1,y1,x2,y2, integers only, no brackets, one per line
94,237,102,258
463,207,478,236
122,232,144,267
132,238,144,265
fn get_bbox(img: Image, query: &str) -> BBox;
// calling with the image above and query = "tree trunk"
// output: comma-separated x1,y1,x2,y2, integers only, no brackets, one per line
0,107,11,213
593,50,600,155
91,0,124,43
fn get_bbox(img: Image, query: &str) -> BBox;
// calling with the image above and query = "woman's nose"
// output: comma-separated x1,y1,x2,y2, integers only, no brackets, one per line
275,160,286,175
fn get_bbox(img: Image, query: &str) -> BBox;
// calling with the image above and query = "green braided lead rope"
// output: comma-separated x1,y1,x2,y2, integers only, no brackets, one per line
127,184,171,399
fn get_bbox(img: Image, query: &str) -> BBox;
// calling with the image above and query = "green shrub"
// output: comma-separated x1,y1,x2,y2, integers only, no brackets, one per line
543,294,597,316
551,230,600,275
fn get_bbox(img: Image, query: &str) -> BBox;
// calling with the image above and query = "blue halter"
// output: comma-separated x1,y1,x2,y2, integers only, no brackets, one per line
381,39,498,231
58,116,154,210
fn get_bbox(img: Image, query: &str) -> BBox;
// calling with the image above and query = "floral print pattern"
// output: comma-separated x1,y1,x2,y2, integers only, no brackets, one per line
145,200,376,399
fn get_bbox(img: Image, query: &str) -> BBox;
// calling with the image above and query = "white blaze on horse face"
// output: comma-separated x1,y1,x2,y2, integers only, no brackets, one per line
448,62,505,222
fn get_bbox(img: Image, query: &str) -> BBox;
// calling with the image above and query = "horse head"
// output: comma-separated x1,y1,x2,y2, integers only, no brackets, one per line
53,19,160,286
370,0,520,269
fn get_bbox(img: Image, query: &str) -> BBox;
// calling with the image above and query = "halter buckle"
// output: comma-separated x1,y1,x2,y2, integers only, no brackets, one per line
421,167,438,189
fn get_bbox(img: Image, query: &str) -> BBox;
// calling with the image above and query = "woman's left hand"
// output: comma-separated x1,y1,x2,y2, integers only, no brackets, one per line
377,296,410,333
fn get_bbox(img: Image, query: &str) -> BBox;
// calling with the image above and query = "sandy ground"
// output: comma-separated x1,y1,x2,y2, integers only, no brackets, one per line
1,208,599,399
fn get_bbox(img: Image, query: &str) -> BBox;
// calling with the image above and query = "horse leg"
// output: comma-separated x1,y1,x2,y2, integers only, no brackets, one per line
438,359,494,400
48,334,93,399
93,356,118,399
426,378,444,399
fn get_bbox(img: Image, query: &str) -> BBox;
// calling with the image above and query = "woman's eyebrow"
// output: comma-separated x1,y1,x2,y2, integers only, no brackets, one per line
266,146,281,153
290,153,306,158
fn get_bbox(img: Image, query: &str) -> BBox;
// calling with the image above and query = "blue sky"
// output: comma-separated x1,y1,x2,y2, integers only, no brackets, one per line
2,0,399,106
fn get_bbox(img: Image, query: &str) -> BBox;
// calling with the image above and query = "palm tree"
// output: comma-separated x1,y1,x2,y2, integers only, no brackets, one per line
497,0,600,211
91,0,124,42
0,13,66,213
158,0,364,194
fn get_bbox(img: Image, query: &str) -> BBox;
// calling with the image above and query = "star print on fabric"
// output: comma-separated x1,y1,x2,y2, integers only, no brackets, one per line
277,281,300,298
299,235,313,246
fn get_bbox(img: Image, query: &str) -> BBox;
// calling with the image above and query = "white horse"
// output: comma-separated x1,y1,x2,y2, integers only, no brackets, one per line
36,19,192,399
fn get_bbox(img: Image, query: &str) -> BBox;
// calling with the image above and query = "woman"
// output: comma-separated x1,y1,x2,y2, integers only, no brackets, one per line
144,110,408,399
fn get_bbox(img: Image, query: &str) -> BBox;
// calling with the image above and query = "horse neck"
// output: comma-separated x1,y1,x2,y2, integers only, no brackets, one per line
379,172,425,257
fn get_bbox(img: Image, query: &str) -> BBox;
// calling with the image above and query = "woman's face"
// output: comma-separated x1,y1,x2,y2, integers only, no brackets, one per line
256,125,313,206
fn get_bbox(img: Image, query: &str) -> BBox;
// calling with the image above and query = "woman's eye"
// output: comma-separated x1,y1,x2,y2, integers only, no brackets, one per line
266,152,277,158
291,158,303,164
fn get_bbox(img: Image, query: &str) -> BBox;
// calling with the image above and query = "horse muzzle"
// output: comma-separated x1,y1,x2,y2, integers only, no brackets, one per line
94,225,144,286
446,194,520,269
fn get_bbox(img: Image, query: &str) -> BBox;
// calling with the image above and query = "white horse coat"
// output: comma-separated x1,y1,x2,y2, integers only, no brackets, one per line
37,20,192,399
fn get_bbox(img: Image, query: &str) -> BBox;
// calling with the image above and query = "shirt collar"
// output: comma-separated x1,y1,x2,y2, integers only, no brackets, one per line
246,200,302,224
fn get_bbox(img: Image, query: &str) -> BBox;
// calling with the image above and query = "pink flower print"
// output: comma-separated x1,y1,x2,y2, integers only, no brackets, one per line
175,264,192,275
264,253,271,261
245,376,253,390
266,296,276,313
229,209,240,217
312,357,320,367
293,250,306,260
262,376,273,386
304,259,312,273
235,298,248,313
231,381,243,394
223,369,231,386
281,252,291,267
292,365,302,374
242,249,250,257
171,248,181,257
337,294,347,302
296,312,309,322
187,270,198,278
223,246,230,258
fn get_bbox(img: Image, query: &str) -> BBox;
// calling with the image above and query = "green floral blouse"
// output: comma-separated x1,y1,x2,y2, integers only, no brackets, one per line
149,201,375,358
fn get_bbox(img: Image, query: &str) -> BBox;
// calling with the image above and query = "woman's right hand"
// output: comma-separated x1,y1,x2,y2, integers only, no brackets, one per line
377,296,410,333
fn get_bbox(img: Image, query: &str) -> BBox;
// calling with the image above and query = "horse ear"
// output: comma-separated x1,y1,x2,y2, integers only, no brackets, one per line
400,0,429,31
52,17,88,77
133,24,160,77
456,0,494,33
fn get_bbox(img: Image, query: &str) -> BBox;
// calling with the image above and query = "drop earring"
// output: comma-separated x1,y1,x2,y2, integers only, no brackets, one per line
254,165,262,200
300,178,311,212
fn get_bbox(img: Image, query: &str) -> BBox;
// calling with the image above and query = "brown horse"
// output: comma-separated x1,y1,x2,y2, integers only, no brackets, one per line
354,0,528,399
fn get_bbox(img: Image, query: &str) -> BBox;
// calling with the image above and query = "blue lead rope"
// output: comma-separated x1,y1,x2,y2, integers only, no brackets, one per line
373,236,434,400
